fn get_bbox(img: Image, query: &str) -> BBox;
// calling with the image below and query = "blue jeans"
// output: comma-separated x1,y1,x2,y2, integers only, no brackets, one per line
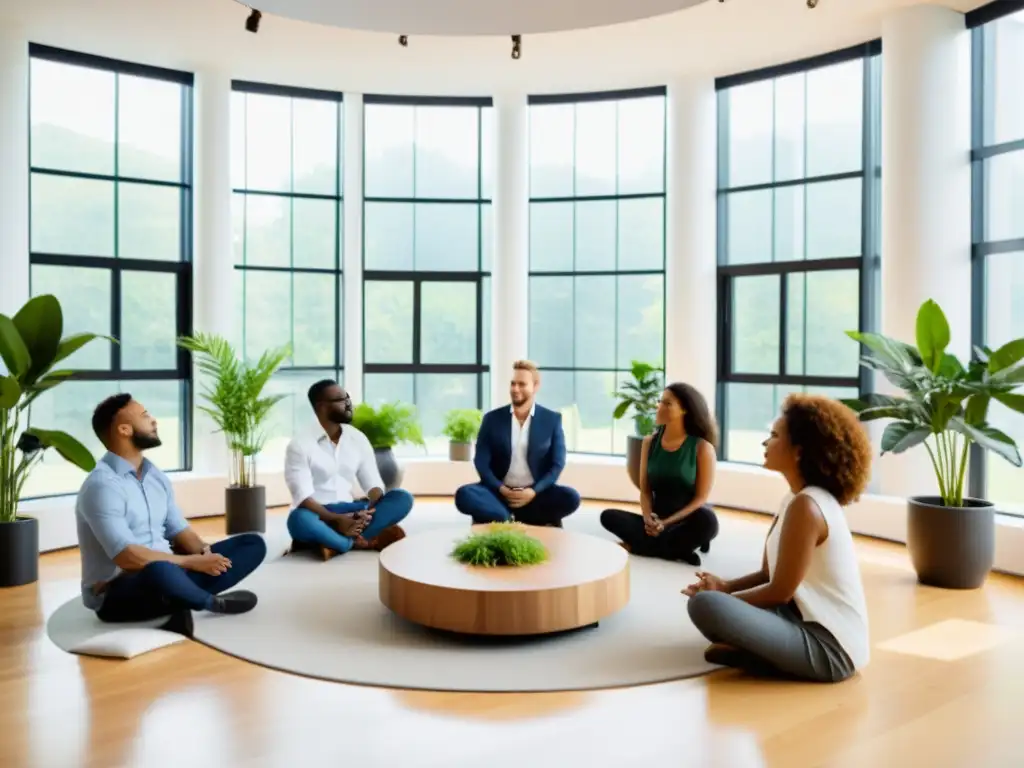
286,489,414,554
454,483,580,526
96,533,268,622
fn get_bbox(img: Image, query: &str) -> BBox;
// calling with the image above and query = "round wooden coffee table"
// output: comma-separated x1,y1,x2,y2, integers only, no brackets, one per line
378,525,630,636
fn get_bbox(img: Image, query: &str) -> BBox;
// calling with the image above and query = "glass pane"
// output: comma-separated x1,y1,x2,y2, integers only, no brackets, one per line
243,194,290,267
244,93,292,192
529,202,573,272
481,275,491,366
364,281,413,364
574,276,616,369
618,95,665,195
986,13,1024,145
529,276,573,368
118,74,182,182
292,198,338,270
420,281,477,365
231,91,246,190
118,182,181,261
364,103,414,198
537,369,573,442
258,368,340,468
414,203,479,271
617,274,664,370
773,185,804,262
481,203,493,272
786,270,860,378
574,101,617,197
414,106,479,199
574,200,616,272
31,174,114,257
725,189,771,265
30,58,115,176
806,178,862,260
618,197,664,271
22,379,185,498
574,370,617,454
364,372,414,408
725,80,773,188
120,270,177,370
805,59,863,177
232,193,245,265
292,97,339,196
984,150,1024,242
292,272,337,367
243,271,292,362
416,373,479,455
530,103,574,198
481,106,495,200
364,202,413,270
773,72,805,182
731,275,780,374
31,265,111,370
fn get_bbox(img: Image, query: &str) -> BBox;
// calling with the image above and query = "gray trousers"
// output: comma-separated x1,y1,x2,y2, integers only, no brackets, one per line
687,590,856,683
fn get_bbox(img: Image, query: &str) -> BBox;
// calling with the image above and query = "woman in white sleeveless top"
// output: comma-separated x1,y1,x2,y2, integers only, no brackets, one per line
683,393,872,682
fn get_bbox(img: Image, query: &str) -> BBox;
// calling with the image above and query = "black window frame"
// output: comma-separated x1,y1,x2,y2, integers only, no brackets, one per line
714,41,883,462
26,43,195,481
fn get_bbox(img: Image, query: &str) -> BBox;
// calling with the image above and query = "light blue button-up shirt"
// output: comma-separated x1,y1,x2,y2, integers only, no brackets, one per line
75,452,189,609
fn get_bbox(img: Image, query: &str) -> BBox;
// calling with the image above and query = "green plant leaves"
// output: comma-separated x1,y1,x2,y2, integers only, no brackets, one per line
442,409,483,443
993,391,1024,415
12,294,63,385
0,375,21,409
915,299,950,373
0,314,31,378
988,338,1024,374
613,360,663,436
881,421,930,454
949,418,1022,467
351,402,425,449
25,428,97,472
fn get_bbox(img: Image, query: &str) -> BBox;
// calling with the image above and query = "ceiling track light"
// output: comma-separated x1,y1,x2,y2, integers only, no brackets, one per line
511,34,522,60
398,34,408,46
807,0,818,6
245,8,262,33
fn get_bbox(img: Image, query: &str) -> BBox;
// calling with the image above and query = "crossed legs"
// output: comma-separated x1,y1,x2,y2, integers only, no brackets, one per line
454,483,581,527
287,489,414,556
600,506,719,564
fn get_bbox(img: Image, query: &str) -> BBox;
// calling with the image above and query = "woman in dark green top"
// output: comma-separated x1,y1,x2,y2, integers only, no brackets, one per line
601,382,720,565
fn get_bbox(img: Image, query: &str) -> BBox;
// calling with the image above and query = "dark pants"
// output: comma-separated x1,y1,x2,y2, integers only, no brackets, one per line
454,483,581,526
600,506,719,562
286,489,414,554
96,533,267,623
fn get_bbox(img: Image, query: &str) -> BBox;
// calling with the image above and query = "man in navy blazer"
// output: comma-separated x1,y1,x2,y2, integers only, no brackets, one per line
455,360,581,527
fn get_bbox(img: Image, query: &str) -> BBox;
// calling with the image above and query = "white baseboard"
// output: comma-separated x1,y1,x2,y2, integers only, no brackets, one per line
17,454,1024,578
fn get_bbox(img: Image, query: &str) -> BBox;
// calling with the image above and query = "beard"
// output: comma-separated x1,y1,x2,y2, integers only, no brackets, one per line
328,407,353,425
511,392,528,406
131,432,162,450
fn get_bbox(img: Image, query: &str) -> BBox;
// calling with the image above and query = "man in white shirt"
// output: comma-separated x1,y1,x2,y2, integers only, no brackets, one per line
283,379,414,560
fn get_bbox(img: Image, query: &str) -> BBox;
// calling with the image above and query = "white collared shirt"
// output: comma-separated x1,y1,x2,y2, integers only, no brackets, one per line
283,425,383,507
503,404,535,488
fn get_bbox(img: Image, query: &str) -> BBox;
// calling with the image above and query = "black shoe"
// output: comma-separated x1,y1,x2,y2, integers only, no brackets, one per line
681,551,702,567
208,590,258,615
160,609,194,638
699,542,710,554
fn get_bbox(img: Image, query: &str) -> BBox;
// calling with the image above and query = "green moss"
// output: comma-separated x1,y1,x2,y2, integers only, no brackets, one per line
450,524,549,567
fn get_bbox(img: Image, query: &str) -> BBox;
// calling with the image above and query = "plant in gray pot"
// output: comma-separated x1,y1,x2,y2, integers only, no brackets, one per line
1,294,112,587
442,408,482,462
177,333,290,536
350,401,425,491
842,299,1024,590
612,360,664,490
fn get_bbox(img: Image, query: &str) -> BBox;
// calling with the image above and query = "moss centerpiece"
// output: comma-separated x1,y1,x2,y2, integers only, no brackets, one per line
451,523,549,567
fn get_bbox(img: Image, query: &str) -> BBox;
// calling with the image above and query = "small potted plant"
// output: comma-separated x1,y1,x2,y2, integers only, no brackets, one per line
451,522,548,567
612,360,664,489
177,333,290,535
442,408,483,462
843,299,1024,589
350,401,425,490
1,294,112,587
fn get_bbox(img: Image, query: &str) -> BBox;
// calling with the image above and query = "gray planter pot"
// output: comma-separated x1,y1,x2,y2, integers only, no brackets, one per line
375,447,404,491
449,441,472,462
225,485,266,535
0,516,39,588
626,435,644,490
907,495,995,589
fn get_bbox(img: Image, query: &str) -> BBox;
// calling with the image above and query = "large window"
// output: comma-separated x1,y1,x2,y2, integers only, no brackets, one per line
970,3,1024,516
362,95,492,456
527,88,666,456
24,45,193,497
232,81,344,467
715,44,882,463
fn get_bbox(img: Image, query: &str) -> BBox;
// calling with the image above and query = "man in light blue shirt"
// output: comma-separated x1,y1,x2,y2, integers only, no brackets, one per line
76,393,267,636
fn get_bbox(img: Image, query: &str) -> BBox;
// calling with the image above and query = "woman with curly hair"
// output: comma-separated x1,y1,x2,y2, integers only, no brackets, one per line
683,393,872,683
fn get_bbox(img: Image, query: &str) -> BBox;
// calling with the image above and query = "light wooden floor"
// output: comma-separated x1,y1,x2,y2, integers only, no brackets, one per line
2,499,1023,768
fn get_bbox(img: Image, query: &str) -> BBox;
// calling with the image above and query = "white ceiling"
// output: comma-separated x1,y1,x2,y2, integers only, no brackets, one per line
251,0,710,35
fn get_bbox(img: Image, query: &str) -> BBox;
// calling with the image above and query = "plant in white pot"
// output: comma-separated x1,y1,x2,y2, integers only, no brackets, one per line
1,294,112,587
443,408,483,462
177,333,290,535
612,360,664,490
842,299,1024,589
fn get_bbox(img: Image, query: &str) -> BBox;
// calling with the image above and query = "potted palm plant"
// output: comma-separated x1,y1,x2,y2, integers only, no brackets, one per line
177,333,290,535
1,294,111,587
442,408,483,462
612,360,664,489
350,401,424,490
843,299,1024,589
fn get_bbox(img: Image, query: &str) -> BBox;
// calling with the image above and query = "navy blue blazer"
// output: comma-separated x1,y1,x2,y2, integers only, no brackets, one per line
473,404,566,493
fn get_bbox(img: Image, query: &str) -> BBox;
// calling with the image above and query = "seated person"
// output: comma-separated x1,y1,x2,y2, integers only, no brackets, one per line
76,394,266,638
455,360,580,527
683,393,872,684
600,382,719,565
284,379,413,559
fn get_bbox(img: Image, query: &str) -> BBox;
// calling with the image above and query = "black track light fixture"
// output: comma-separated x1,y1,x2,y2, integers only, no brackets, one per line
398,34,408,46
245,9,262,33
511,34,521,60
807,0,818,7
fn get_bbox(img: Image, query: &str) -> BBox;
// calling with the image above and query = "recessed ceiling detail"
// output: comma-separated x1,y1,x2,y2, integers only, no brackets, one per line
249,0,711,36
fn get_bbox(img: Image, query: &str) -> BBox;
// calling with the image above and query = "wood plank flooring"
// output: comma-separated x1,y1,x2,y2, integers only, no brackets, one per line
2,500,1023,768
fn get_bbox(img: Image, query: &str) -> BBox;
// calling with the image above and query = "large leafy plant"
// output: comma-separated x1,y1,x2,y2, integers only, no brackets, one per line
177,333,290,488
843,299,1024,508
612,360,664,437
351,402,425,450
442,408,483,444
1,295,111,524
